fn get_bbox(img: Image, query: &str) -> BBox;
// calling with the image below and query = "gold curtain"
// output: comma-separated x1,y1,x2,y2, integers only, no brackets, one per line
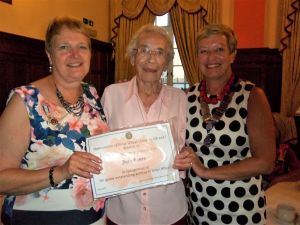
279,0,300,116
170,0,220,85
147,0,176,14
111,0,220,82
114,8,155,82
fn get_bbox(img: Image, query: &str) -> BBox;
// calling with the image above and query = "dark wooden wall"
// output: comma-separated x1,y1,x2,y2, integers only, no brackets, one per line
0,32,282,114
232,48,282,112
0,31,114,114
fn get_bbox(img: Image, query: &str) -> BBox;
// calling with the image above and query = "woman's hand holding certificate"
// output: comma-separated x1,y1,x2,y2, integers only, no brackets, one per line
86,122,179,198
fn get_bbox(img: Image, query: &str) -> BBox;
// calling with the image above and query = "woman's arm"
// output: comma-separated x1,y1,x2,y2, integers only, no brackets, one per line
0,94,102,195
0,94,61,195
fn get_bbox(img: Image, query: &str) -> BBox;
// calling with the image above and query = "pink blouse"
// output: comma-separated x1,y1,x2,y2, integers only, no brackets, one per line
101,76,187,225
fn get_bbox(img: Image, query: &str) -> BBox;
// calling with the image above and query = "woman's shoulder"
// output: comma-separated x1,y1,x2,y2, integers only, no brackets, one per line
12,85,39,99
5,85,39,115
103,80,131,95
163,85,186,100
164,84,185,93
185,83,200,96
230,79,256,98
81,82,99,99
245,82,267,101
237,79,255,90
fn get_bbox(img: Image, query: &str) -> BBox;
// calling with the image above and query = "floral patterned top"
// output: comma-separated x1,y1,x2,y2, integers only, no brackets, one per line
3,83,109,225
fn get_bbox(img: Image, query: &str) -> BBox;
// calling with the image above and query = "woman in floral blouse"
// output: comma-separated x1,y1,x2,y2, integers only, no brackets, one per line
0,16,108,225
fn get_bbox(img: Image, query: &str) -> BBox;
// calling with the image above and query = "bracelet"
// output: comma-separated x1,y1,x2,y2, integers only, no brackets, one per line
49,166,58,188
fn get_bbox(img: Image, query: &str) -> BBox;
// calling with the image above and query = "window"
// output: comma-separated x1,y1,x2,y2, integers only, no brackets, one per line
154,14,189,90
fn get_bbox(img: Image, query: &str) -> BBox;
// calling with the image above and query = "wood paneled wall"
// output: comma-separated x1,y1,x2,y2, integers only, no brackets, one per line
0,32,282,114
0,31,114,114
232,48,282,112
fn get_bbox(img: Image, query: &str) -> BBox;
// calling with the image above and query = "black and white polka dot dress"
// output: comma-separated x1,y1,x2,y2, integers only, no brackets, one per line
186,80,266,225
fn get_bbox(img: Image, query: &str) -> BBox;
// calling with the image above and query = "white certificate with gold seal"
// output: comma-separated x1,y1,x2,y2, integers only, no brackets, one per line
86,122,179,199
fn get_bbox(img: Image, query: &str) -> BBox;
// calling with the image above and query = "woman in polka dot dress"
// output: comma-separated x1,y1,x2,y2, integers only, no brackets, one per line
174,24,276,225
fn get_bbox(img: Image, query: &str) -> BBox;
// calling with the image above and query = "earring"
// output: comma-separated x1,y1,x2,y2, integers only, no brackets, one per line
49,64,53,73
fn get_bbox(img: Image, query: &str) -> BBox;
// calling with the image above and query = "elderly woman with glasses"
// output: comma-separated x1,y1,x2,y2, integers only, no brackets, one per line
101,24,188,225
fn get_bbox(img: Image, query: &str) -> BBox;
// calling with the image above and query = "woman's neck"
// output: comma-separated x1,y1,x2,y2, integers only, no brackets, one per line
136,77,162,112
200,73,235,105
52,75,82,104
206,81,226,96
137,77,162,96
205,74,231,95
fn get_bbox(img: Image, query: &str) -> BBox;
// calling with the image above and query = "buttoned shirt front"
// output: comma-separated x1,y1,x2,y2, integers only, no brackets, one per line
101,76,187,225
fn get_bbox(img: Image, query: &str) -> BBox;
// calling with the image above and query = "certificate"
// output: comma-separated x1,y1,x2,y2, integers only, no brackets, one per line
86,122,179,199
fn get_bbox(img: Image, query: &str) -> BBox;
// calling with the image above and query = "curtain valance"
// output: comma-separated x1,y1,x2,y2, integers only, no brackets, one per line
111,0,219,83
119,0,208,19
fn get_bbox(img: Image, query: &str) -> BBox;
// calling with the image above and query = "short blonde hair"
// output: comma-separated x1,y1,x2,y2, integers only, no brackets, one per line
196,24,237,54
126,24,174,64
45,16,91,53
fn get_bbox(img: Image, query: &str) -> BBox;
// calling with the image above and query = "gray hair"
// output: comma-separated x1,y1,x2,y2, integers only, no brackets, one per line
126,24,174,63
196,24,238,54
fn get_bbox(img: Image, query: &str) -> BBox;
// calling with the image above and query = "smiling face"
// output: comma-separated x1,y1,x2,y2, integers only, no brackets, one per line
197,34,236,81
46,26,91,83
131,32,169,84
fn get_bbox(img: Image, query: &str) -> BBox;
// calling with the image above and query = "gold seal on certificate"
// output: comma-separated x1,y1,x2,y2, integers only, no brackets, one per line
86,122,179,198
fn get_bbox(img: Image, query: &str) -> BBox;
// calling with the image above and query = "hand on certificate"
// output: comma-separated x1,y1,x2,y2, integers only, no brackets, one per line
60,151,102,179
173,146,205,173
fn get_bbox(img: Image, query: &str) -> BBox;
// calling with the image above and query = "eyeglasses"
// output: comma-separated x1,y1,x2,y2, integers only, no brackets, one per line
135,46,168,59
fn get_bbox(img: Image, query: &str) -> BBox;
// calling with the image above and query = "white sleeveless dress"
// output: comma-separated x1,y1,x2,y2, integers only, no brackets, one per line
186,80,266,225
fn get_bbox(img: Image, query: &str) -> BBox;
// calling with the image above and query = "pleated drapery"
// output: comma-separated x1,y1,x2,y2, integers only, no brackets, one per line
113,7,155,82
111,0,220,83
279,0,300,116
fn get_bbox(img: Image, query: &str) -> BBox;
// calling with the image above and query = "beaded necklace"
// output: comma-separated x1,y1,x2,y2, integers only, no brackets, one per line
200,74,237,146
56,86,84,117
200,73,235,105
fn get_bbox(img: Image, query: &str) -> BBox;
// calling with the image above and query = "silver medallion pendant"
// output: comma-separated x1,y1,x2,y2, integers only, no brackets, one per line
205,120,214,132
204,133,214,147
